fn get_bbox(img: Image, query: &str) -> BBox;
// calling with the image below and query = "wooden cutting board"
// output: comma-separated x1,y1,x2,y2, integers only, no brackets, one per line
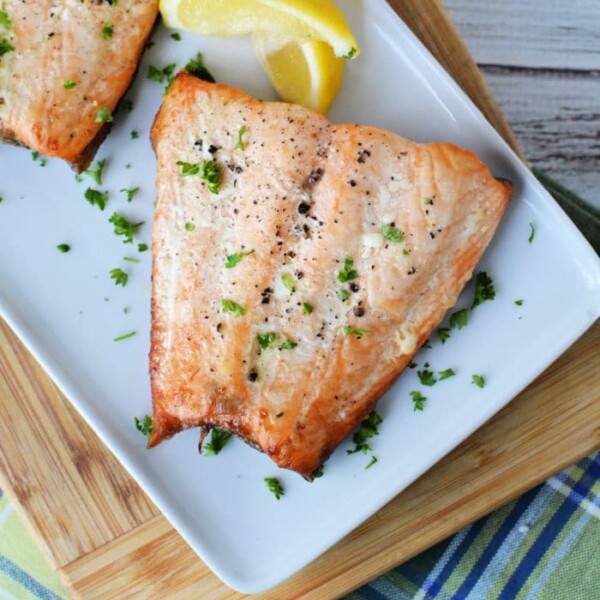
0,1,598,598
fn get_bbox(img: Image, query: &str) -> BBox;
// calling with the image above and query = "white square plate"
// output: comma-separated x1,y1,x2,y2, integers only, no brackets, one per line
1,0,598,593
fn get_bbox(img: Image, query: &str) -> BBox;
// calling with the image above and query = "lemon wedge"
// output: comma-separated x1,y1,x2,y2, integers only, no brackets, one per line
160,0,359,59
254,39,344,114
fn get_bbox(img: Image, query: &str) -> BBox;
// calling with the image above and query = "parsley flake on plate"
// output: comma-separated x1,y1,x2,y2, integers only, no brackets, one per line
115,331,136,342
123,257,140,263
109,213,143,244
438,368,456,381
417,369,436,386
449,308,469,330
515,299,524,306
134,415,152,438
56,244,70,253
264,477,284,500
472,374,485,388
528,223,536,244
84,188,108,211
203,429,232,456
138,243,148,252
365,456,378,470
347,411,382,455
437,327,450,344
185,51,216,82
171,32,181,41
410,391,427,411
472,271,496,309
110,267,128,287
63,79,76,90
84,159,107,185
120,187,139,202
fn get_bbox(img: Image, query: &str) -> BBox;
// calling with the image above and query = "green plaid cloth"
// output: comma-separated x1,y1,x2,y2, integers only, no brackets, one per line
0,175,598,599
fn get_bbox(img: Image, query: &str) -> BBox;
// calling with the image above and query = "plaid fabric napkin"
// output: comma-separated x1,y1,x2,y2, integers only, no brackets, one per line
0,175,598,600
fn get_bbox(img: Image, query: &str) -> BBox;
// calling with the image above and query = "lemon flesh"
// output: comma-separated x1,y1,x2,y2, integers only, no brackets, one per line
254,39,344,114
161,0,359,58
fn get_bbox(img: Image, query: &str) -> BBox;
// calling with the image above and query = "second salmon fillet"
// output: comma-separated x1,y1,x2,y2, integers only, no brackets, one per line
150,73,512,478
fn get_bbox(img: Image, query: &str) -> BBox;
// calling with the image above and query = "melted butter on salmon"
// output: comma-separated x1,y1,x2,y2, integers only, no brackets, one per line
0,0,157,169
149,73,512,478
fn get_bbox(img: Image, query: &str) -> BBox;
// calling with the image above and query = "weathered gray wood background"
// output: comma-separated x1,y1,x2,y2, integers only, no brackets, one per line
445,0,599,207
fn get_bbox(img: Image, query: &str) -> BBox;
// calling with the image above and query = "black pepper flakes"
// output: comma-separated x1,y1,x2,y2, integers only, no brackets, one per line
248,370,258,382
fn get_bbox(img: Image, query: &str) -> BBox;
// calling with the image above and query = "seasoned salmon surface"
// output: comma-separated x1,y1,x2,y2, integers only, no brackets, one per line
150,73,512,478
0,0,158,170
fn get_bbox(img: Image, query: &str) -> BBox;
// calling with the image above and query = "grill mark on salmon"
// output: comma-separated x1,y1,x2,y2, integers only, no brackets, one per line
0,0,158,171
149,72,512,478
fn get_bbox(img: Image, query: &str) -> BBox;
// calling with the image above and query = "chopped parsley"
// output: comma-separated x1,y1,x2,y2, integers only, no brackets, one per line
114,330,136,342
185,51,215,82
31,151,46,167
225,249,254,268
424,197,433,205
123,99,134,113
338,256,358,282
472,374,485,388
345,47,358,59
56,244,71,253
110,267,128,287
438,368,456,381
109,213,143,244
437,327,450,344
63,79,76,90
342,326,368,338
101,22,113,39
138,243,148,252
347,411,382,455
281,272,295,293
449,308,469,330
170,32,181,41
417,369,436,386
123,257,140,263
95,107,113,123
257,332,277,349
120,187,139,202
0,39,14,57
381,223,404,243
148,63,176,84
222,299,245,317
471,272,495,309
83,159,107,185
313,466,324,478
235,125,248,150
185,222,196,232
528,223,535,244
134,415,152,438
302,302,314,315
203,429,232,456
84,188,108,210
338,289,349,301
365,456,378,470
410,391,427,411
131,130,139,139
280,340,297,350
0,11,11,29
31,151,39,161
515,299,524,306
264,477,284,500
176,160,221,194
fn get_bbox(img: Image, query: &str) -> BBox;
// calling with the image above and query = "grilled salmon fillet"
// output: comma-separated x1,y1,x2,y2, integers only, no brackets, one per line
0,0,158,171
150,73,512,478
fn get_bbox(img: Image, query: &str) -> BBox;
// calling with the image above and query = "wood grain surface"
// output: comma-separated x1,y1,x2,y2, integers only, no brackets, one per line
445,0,600,206
0,1,598,599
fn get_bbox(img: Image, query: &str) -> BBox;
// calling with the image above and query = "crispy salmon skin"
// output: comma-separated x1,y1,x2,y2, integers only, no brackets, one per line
0,0,158,170
150,73,512,478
